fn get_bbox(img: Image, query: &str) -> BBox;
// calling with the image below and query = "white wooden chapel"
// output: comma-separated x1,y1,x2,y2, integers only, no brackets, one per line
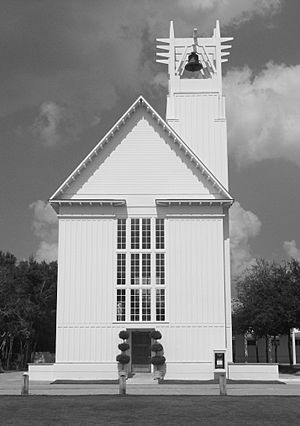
29,21,235,381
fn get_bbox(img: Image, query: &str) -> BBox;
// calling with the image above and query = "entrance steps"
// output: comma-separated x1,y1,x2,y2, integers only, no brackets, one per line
127,373,158,385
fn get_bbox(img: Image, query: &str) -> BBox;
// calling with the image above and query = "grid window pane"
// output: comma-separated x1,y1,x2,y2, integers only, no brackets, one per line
156,289,165,321
117,253,126,285
117,289,126,321
142,218,151,249
131,218,140,249
117,219,126,249
142,253,151,285
130,289,140,321
142,289,151,321
156,253,165,285
156,219,165,249
131,253,140,285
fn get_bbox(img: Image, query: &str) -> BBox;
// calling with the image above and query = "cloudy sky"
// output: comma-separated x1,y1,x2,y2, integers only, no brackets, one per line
1,0,300,276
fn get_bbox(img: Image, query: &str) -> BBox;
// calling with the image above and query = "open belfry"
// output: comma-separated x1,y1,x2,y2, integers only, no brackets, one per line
30,21,234,381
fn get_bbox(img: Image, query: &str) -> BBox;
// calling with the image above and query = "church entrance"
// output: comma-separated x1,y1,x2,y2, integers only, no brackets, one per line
131,330,152,373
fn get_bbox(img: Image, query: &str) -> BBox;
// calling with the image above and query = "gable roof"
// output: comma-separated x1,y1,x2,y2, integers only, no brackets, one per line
50,96,233,202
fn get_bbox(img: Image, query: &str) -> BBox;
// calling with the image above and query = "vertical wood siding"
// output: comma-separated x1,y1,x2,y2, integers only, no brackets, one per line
170,94,228,188
56,218,115,362
167,217,225,324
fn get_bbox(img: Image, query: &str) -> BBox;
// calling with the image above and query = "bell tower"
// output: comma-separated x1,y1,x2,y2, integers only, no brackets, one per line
156,21,233,189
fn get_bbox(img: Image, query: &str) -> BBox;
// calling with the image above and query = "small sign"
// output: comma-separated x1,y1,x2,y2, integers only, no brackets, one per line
214,352,225,369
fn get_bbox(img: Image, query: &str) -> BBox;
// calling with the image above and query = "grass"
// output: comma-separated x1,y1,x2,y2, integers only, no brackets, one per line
1,395,300,425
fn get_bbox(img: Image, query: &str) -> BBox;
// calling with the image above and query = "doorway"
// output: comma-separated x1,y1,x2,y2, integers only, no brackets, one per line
131,330,151,373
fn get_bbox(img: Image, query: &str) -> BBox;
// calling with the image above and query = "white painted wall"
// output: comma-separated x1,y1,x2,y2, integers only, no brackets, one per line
62,110,221,200
55,212,230,380
167,94,228,188
56,217,115,362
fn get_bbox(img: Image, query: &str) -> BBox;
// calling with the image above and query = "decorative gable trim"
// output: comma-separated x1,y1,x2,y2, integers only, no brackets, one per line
156,199,233,207
50,199,126,213
50,96,233,201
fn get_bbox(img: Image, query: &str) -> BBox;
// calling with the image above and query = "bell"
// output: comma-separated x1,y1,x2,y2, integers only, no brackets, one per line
185,52,202,72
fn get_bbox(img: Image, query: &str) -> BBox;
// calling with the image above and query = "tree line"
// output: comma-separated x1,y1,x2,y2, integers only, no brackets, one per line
0,251,57,370
232,258,300,364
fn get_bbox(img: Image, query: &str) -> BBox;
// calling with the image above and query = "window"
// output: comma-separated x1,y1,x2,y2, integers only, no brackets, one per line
142,218,151,249
142,254,151,285
117,289,126,321
116,218,166,322
156,253,165,285
131,254,140,285
156,289,165,321
142,289,151,321
130,289,139,321
131,219,140,249
117,254,126,285
156,218,164,249
117,219,126,249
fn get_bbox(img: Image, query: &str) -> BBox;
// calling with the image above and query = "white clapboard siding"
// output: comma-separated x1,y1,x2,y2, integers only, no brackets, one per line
56,218,115,326
62,109,218,200
167,217,225,324
56,324,226,363
168,94,228,188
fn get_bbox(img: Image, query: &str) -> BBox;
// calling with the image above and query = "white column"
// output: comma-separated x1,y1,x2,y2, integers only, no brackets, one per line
292,328,296,365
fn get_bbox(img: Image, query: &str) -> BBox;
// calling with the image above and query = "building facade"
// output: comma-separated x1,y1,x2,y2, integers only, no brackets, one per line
29,21,235,381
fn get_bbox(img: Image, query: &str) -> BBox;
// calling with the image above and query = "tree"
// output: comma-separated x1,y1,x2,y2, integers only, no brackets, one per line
0,251,57,370
233,259,300,364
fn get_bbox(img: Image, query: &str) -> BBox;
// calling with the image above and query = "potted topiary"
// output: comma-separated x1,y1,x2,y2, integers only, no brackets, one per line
150,330,166,380
117,330,130,377
150,330,162,341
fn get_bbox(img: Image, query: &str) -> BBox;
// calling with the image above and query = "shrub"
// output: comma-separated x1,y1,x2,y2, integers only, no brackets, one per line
118,342,130,352
151,355,166,366
150,330,162,340
116,354,130,364
119,330,129,340
150,343,163,352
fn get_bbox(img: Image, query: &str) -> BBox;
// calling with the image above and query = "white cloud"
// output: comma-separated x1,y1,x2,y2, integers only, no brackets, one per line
33,101,66,147
283,240,300,260
176,0,282,26
29,200,58,262
229,201,262,276
224,63,300,167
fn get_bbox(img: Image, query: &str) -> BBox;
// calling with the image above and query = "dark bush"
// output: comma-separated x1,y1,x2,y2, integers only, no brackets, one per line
150,330,162,340
150,343,163,352
118,342,130,352
116,354,130,364
119,330,129,340
151,355,166,366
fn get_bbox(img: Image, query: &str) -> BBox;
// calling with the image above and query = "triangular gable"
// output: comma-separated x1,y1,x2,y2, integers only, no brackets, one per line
50,96,233,201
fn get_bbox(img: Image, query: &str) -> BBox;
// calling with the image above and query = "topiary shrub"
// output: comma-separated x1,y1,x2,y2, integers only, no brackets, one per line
116,354,130,364
151,355,166,366
118,342,130,352
150,330,162,340
150,343,163,352
119,330,129,340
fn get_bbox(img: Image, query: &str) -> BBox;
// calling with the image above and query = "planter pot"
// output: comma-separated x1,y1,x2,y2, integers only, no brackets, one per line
153,368,163,380
118,363,128,378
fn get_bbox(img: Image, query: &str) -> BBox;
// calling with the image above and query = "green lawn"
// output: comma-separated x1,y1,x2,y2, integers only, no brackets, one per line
1,395,300,425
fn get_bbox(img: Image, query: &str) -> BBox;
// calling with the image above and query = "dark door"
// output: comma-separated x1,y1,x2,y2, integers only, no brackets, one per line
131,331,151,372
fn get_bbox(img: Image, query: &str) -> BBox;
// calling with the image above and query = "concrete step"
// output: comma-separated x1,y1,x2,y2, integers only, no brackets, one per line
127,373,158,385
